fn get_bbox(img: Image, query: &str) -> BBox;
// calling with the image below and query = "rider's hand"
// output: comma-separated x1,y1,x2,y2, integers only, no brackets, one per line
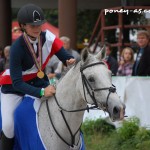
44,85,56,97
66,58,76,66
47,73,56,79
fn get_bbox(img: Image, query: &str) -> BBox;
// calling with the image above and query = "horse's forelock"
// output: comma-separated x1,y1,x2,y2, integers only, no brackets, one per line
81,54,97,68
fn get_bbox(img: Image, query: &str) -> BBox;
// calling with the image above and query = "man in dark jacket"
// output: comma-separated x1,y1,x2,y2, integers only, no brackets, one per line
132,30,150,76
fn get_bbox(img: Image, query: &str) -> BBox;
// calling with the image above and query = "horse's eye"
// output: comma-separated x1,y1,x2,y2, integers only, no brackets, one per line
88,77,95,82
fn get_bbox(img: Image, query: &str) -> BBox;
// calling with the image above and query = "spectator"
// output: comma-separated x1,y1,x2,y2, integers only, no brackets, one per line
45,55,60,79
132,30,150,76
0,46,11,73
49,36,81,78
117,47,134,76
104,43,118,76
60,36,81,62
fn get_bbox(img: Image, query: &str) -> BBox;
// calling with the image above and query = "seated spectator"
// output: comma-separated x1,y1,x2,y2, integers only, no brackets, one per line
117,47,134,76
0,45,10,73
48,36,81,78
104,43,118,76
132,30,150,76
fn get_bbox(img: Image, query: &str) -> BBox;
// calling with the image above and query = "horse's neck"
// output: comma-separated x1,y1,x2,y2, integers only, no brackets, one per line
39,64,87,147
56,65,86,132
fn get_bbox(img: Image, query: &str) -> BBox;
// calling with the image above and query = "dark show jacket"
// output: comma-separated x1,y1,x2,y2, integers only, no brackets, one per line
1,31,74,98
132,45,150,76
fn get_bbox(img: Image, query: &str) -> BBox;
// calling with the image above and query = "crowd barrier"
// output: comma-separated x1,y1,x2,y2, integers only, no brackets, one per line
84,77,150,128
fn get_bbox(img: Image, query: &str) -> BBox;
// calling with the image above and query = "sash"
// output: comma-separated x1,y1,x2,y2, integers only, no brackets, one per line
0,30,63,85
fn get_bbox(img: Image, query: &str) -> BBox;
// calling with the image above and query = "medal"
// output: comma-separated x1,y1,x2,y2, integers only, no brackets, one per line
23,33,44,79
37,71,44,79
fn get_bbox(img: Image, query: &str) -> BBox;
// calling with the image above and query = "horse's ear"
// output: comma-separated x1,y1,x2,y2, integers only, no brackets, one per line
96,46,106,60
81,47,90,62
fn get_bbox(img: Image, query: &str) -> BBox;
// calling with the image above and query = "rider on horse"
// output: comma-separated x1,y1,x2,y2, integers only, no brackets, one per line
0,3,75,150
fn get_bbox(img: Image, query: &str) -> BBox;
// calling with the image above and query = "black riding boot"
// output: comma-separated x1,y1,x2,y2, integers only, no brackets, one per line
1,132,14,150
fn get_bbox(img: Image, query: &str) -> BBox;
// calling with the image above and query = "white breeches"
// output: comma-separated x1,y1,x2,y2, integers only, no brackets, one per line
1,93,23,138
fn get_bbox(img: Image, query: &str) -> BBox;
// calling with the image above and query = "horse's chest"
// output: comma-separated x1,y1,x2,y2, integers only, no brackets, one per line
38,102,71,150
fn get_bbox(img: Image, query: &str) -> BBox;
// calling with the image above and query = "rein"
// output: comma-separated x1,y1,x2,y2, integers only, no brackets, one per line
46,100,81,147
46,61,116,148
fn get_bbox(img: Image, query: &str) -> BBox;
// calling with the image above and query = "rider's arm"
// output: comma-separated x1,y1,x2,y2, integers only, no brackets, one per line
10,42,42,98
55,47,74,65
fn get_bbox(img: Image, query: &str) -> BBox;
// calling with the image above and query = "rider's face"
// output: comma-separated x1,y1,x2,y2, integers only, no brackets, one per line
23,24,42,38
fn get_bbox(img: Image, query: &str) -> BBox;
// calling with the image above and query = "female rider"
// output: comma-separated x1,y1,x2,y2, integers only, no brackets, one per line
0,3,75,150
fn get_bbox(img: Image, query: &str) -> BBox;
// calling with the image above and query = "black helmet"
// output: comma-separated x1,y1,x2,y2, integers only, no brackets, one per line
17,4,46,26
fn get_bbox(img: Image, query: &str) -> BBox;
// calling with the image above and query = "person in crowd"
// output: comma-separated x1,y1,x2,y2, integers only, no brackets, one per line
46,36,81,79
117,47,134,76
132,30,150,76
104,43,118,76
60,36,81,62
45,55,60,79
0,45,11,73
0,4,75,150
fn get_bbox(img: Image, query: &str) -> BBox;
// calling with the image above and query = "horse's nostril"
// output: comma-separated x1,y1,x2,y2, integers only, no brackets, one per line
113,106,120,115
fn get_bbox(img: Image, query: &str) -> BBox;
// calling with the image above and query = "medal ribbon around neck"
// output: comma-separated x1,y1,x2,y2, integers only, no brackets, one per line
23,33,44,79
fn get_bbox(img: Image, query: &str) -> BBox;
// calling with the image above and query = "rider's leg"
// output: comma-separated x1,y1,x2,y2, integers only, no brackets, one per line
1,93,22,150
1,131,14,150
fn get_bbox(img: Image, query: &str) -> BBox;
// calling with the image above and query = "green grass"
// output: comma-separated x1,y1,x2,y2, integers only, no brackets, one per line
82,117,150,150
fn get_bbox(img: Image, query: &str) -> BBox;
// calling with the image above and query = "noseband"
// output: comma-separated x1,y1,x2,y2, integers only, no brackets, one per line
46,61,116,147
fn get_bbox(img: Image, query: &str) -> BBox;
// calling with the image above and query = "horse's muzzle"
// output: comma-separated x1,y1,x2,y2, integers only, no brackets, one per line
112,104,126,121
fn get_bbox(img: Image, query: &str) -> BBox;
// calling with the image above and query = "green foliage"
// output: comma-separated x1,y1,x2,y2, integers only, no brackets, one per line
41,9,100,43
136,140,150,150
82,117,150,150
77,9,99,43
82,118,115,136
43,9,58,27
117,117,140,141
136,127,150,141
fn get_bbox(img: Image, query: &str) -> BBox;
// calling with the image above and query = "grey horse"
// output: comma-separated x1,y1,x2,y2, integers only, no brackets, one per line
38,47,125,150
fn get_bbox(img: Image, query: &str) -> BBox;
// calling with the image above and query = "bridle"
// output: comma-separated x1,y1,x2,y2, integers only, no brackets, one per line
46,61,116,148
80,61,116,112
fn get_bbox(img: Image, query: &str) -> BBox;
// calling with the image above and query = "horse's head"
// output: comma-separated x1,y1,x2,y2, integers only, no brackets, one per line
79,47,125,121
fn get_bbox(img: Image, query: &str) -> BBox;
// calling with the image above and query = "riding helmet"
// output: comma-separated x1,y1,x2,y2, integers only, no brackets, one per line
17,3,46,25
